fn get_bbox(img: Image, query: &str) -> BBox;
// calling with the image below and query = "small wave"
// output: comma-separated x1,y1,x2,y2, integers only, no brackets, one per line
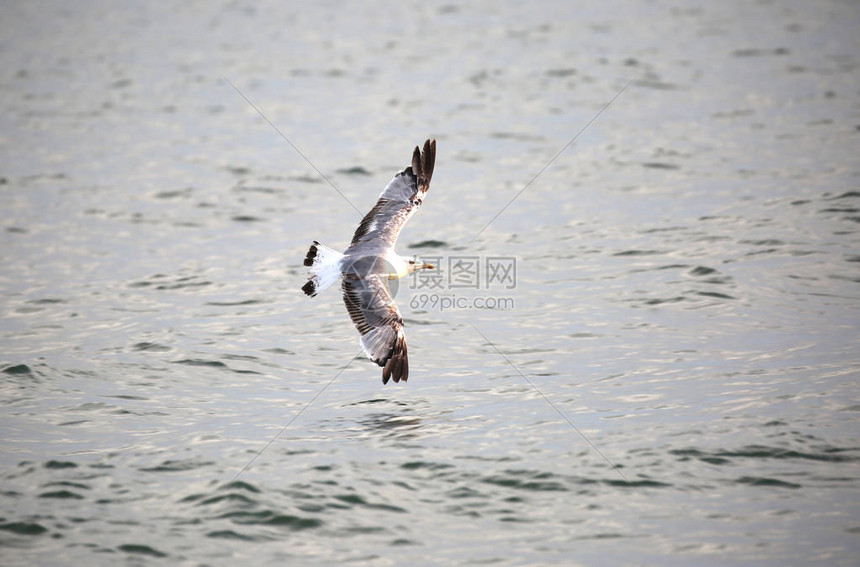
233,185,282,194
118,544,168,557
153,189,191,199
219,480,261,493
39,490,84,499
689,266,717,276
735,476,801,489
481,469,569,492
641,162,680,170
671,445,857,464
2,364,33,376
206,529,260,541
196,493,256,506
289,175,324,184
828,191,860,200
222,512,323,530
332,494,407,514
613,249,666,256
545,68,577,77
26,298,67,305
732,47,790,57
130,274,212,291
408,239,448,249
139,459,215,473
172,358,228,368
336,166,372,176
204,299,265,306
170,358,262,375
131,342,171,352
401,461,454,472
695,291,735,299
0,521,48,536
44,460,77,469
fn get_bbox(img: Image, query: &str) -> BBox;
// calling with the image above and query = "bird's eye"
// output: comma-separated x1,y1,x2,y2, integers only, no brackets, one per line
408,260,415,264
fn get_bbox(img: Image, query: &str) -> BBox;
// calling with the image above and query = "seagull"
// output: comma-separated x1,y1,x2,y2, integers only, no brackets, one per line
302,139,437,384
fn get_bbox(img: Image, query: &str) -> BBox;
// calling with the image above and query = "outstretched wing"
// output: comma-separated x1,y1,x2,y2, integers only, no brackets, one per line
342,275,408,384
346,139,436,254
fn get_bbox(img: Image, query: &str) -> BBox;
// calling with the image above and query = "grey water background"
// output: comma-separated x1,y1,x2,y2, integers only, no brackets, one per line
1,1,859,565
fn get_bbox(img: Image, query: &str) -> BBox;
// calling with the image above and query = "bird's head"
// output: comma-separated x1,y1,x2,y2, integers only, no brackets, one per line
407,258,435,273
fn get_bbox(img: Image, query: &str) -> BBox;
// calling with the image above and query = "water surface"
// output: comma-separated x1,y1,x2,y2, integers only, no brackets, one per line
1,1,859,565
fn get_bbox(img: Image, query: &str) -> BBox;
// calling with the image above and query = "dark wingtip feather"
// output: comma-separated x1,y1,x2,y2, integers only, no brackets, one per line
303,242,319,267
302,279,317,297
413,139,435,192
381,335,408,385
411,146,421,176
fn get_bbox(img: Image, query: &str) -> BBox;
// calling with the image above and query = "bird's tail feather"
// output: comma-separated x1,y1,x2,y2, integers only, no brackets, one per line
302,241,343,297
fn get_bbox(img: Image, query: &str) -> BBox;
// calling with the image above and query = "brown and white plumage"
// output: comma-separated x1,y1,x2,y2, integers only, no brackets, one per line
348,139,435,249
302,139,436,384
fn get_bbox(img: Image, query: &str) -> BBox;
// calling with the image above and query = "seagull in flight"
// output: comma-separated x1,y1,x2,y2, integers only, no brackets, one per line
302,139,437,384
